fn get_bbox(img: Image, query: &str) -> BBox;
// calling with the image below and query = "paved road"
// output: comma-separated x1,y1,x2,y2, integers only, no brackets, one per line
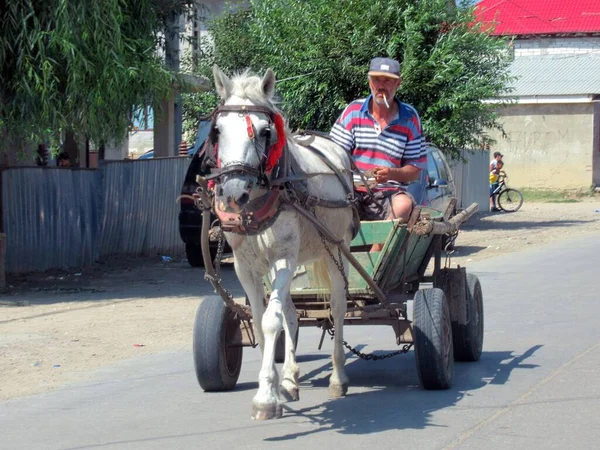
2,237,598,450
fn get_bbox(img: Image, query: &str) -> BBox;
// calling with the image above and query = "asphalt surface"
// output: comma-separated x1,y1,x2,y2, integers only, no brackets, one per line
2,236,599,450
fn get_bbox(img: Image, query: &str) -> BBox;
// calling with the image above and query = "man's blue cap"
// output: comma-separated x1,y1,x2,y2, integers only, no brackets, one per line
368,57,401,79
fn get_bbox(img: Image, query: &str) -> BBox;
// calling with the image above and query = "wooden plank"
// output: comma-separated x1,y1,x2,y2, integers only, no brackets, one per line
347,252,378,289
350,220,396,246
371,222,409,288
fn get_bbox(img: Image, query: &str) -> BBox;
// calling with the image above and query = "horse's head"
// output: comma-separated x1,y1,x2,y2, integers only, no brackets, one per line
211,65,286,212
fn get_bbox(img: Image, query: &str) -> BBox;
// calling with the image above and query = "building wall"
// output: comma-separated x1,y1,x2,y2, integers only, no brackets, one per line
594,102,600,188
488,103,596,190
514,36,600,57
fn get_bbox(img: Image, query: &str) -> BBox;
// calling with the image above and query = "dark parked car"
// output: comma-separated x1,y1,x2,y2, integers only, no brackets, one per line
179,141,457,267
178,121,219,266
405,143,456,212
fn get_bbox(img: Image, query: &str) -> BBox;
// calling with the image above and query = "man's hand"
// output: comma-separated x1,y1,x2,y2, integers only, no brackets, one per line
373,167,390,183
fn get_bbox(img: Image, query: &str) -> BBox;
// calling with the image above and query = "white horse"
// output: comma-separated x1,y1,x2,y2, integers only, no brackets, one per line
210,65,355,420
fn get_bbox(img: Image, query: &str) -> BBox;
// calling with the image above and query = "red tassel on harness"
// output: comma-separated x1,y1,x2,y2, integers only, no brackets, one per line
265,113,285,173
245,114,255,140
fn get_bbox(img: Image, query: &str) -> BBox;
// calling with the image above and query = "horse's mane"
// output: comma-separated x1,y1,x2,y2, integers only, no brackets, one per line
230,70,291,136
230,70,280,111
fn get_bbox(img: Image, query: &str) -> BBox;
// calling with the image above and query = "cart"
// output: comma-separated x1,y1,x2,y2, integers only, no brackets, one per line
192,199,483,391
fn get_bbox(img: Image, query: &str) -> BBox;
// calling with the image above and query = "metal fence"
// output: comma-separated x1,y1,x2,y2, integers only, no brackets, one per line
451,149,489,212
98,158,189,258
2,158,189,273
1,167,102,273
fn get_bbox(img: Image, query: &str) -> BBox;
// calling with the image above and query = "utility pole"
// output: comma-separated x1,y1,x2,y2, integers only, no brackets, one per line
166,10,182,154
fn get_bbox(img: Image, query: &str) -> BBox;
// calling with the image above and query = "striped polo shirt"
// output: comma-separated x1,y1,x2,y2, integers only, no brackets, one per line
330,95,426,190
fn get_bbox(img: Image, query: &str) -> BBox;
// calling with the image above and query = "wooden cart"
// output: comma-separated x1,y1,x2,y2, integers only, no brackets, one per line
192,200,483,391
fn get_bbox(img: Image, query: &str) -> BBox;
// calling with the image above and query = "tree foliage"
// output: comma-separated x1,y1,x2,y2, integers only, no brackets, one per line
0,0,192,155
186,0,513,158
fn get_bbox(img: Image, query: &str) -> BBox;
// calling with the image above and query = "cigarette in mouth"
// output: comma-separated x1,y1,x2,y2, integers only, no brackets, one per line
383,95,390,108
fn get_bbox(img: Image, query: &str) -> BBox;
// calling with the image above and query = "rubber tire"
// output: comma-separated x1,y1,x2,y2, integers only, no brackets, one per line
193,296,243,391
274,327,300,363
452,274,484,362
413,288,454,390
185,242,218,268
498,188,523,212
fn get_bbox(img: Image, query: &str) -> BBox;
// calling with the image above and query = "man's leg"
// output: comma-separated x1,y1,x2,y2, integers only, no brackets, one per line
371,193,413,252
387,192,413,222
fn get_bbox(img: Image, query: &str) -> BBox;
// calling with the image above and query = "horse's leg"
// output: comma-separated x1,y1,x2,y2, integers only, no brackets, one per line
280,294,299,402
233,259,266,354
327,256,350,398
252,257,296,420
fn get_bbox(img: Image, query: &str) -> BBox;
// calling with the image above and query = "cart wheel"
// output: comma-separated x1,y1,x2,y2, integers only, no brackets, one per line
193,296,243,391
413,288,454,390
274,327,300,364
453,274,484,362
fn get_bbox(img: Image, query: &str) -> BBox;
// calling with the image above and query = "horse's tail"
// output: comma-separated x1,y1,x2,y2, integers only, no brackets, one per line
311,257,331,303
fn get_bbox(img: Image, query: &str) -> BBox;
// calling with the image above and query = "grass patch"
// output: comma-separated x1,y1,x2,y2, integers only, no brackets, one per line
520,188,594,203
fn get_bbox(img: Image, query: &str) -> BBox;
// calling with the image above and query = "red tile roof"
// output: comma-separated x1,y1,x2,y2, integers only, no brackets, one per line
475,0,600,36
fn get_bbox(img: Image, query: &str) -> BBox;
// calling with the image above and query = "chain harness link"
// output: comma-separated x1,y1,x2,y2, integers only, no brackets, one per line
318,230,350,296
443,229,459,268
316,230,412,361
325,326,413,361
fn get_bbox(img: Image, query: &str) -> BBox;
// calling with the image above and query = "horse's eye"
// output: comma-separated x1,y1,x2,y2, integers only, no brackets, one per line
210,127,220,142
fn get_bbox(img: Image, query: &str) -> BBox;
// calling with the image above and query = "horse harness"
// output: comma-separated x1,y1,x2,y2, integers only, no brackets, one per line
197,104,358,235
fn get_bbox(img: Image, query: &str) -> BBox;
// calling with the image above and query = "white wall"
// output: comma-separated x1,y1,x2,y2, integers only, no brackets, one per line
514,36,600,57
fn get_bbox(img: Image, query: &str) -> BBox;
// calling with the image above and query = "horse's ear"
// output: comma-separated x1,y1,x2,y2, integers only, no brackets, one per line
213,65,232,99
261,69,276,99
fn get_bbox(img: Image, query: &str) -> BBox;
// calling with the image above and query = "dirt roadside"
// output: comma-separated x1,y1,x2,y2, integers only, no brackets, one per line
1,199,599,401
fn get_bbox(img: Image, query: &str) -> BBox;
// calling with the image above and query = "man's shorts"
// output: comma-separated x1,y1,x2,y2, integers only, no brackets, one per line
355,189,415,221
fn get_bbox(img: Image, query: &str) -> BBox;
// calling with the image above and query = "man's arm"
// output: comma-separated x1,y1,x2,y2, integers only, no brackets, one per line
373,165,421,183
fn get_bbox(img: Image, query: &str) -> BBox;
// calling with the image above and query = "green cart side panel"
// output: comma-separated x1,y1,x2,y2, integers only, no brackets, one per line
350,220,397,247
267,209,444,299
286,220,408,298
284,252,377,297
379,233,433,291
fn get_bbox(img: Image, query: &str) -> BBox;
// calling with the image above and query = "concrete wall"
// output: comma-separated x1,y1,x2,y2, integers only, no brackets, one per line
488,103,597,190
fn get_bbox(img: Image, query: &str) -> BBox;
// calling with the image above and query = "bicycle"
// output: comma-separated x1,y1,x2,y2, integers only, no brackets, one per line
490,171,523,212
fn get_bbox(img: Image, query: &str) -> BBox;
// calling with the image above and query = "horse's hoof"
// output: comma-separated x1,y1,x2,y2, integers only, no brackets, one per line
251,402,283,420
329,383,348,398
280,384,300,402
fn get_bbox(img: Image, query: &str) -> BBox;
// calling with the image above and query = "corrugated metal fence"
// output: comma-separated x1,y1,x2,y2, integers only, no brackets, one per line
99,158,189,258
2,168,102,273
2,158,188,273
1,152,489,273
451,149,490,212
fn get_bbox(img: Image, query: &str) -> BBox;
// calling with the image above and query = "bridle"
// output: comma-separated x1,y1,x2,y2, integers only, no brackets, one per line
205,104,286,186
199,103,288,234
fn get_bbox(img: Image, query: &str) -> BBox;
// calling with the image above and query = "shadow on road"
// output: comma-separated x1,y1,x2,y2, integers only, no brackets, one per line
264,345,543,441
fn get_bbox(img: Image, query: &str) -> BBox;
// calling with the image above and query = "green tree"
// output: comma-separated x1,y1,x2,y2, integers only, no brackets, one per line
0,0,193,158
185,0,513,158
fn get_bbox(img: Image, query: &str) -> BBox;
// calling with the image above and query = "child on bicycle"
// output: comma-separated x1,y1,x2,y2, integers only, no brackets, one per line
489,160,504,211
